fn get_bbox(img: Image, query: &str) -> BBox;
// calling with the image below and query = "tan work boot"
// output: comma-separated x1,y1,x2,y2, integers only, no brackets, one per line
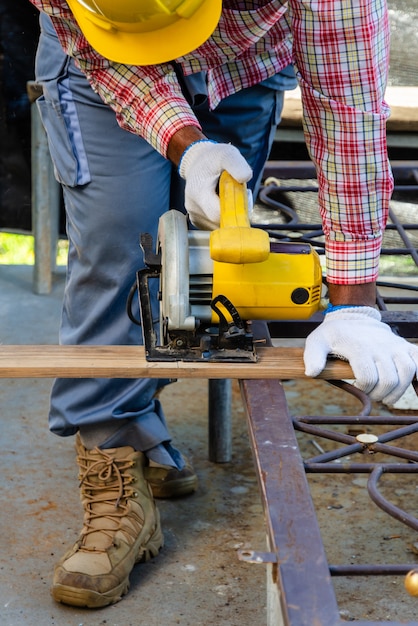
144,458,198,499
52,434,163,608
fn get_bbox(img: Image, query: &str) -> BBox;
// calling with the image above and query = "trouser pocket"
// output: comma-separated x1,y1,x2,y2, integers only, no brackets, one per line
35,13,90,187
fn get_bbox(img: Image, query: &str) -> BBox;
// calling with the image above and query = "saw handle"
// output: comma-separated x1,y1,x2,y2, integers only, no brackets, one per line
209,171,270,264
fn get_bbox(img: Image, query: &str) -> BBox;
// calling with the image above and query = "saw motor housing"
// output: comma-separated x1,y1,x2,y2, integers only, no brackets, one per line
137,173,322,361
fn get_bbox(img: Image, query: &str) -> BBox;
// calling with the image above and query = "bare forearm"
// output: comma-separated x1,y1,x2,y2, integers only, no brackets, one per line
167,126,206,166
327,282,377,307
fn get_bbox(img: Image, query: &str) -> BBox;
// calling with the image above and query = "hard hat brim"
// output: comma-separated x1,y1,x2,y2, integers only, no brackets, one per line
67,0,222,66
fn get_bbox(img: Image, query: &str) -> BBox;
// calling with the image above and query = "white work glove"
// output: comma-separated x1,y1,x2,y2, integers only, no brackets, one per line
178,139,253,230
304,306,418,405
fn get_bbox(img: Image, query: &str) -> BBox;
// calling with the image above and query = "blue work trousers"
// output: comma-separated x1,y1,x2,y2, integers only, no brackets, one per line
36,14,296,466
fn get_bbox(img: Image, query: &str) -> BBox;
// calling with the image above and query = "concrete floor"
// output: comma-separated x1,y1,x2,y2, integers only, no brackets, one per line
0,265,266,626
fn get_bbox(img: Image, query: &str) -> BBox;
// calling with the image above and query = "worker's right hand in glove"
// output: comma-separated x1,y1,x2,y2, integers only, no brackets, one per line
303,306,418,405
178,139,253,230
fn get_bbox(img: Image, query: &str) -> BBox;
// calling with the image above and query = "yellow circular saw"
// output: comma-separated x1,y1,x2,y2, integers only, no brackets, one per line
136,172,322,362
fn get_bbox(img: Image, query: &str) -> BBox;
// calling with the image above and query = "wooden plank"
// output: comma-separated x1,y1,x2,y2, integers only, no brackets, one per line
0,345,354,380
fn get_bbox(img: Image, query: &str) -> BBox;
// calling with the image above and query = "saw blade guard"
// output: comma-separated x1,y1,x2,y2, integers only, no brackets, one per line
157,209,197,331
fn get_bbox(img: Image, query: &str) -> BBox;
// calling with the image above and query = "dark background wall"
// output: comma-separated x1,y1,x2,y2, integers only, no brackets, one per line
0,0,39,232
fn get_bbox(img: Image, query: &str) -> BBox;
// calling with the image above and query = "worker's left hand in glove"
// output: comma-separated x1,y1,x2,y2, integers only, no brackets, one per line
303,306,418,405
179,139,252,230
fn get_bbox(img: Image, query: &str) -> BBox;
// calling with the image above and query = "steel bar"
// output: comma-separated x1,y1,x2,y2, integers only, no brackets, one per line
330,564,417,576
300,415,418,424
306,462,418,473
29,81,60,295
208,378,232,463
367,466,418,531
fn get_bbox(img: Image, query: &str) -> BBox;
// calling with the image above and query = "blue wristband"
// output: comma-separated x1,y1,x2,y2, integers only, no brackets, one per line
324,303,364,315
177,139,217,175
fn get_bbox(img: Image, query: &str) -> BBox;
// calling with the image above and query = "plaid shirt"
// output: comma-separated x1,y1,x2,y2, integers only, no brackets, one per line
30,0,394,285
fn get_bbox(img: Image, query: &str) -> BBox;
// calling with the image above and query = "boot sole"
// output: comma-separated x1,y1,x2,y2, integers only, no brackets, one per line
51,515,164,608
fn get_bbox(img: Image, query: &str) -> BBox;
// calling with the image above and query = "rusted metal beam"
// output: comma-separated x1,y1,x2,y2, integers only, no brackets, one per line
240,378,341,626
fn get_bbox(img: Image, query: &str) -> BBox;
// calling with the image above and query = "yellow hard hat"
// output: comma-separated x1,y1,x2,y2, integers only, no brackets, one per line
66,0,222,65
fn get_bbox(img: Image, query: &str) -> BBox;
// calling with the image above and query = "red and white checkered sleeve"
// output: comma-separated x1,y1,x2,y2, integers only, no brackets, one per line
289,0,394,284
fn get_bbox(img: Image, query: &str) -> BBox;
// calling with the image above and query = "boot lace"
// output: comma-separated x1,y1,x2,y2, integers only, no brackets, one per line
78,448,142,549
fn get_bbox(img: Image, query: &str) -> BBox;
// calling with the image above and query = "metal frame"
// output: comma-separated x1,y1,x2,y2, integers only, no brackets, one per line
240,376,418,626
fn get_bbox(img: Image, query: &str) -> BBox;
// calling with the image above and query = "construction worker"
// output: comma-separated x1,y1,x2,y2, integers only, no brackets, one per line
28,0,418,610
